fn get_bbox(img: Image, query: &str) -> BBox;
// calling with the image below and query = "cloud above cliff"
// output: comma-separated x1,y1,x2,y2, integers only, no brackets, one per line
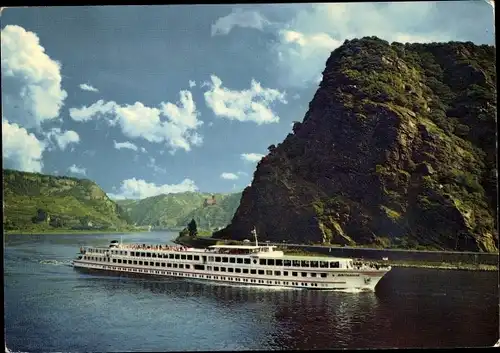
211,3,493,87
45,128,80,151
1,25,67,128
241,153,264,163
220,172,239,180
69,90,203,153
108,177,198,199
211,8,270,36
204,75,287,124
272,3,456,87
68,164,87,176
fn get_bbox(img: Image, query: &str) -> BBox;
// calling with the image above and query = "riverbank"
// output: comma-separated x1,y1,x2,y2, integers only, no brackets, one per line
381,261,498,272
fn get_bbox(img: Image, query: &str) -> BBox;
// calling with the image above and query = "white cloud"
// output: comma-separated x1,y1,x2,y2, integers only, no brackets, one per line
79,83,99,92
44,128,80,151
68,164,86,176
271,3,458,87
113,140,138,151
241,153,265,163
221,172,239,180
189,80,196,88
69,91,203,153
275,29,343,87
2,119,45,172
140,147,147,153
109,177,198,199
211,8,270,36
69,99,117,122
204,75,287,124
1,25,67,129
160,90,204,151
147,157,167,174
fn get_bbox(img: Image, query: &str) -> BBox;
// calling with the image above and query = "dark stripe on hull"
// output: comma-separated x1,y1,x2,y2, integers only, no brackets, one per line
73,266,350,291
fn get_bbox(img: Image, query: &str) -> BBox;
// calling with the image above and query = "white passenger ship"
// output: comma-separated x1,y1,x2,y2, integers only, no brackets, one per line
72,230,391,291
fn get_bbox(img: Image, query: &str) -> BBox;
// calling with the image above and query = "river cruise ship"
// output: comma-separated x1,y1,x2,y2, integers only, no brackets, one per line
73,231,391,291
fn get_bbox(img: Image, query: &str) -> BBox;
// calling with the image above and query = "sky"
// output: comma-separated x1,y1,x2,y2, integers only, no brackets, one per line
1,2,495,200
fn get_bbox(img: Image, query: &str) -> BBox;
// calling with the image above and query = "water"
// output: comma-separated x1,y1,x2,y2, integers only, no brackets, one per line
4,231,499,351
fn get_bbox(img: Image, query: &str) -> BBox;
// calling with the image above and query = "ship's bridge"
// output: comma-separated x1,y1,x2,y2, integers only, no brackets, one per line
207,244,284,257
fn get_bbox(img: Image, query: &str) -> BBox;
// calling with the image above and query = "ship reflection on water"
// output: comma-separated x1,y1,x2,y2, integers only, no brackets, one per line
94,275,383,349
86,267,498,349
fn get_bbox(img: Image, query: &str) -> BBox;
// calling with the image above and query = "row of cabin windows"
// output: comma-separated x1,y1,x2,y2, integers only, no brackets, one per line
100,267,323,287
87,251,340,269
206,266,328,278
208,256,252,264
129,252,200,261
86,256,205,271
207,256,340,268
83,257,328,278
114,258,193,269
258,259,340,268
88,249,202,260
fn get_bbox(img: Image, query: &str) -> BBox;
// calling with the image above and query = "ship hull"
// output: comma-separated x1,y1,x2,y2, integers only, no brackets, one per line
73,260,387,292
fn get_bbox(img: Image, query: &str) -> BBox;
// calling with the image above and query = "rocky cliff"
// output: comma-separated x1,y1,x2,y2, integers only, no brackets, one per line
214,37,497,252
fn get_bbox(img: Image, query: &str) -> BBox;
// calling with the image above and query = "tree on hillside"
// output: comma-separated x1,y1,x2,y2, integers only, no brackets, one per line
188,218,198,237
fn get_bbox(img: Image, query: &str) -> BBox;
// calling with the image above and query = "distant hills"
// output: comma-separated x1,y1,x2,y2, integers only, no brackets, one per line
2,169,242,234
3,169,131,233
115,192,242,230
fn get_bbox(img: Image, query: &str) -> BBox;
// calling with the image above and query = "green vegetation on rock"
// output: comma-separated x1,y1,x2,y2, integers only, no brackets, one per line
214,37,497,253
3,169,132,233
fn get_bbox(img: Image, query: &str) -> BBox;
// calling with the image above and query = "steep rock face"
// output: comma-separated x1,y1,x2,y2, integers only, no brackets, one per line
214,37,497,252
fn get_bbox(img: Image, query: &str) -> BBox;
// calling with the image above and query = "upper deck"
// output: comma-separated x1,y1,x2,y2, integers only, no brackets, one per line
84,242,353,263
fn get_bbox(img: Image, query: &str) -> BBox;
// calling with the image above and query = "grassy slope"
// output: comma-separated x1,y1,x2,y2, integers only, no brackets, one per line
3,169,131,232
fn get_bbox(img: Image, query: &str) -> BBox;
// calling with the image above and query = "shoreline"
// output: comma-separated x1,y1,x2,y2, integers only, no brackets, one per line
282,250,498,272
371,260,498,272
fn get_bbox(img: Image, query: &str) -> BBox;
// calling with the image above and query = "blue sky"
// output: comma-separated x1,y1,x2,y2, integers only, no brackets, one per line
1,2,495,199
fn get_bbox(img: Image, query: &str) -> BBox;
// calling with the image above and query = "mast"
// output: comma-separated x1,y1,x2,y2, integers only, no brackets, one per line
252,226,258,247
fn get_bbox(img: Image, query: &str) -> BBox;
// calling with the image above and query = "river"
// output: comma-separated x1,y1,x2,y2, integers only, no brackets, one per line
4,231,498,351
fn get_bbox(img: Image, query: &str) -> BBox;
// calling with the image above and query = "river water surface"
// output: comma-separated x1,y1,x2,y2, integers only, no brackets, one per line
4,231,499,351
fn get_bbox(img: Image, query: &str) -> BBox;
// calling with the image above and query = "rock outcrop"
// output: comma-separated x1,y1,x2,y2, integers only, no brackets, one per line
214,37,497,252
